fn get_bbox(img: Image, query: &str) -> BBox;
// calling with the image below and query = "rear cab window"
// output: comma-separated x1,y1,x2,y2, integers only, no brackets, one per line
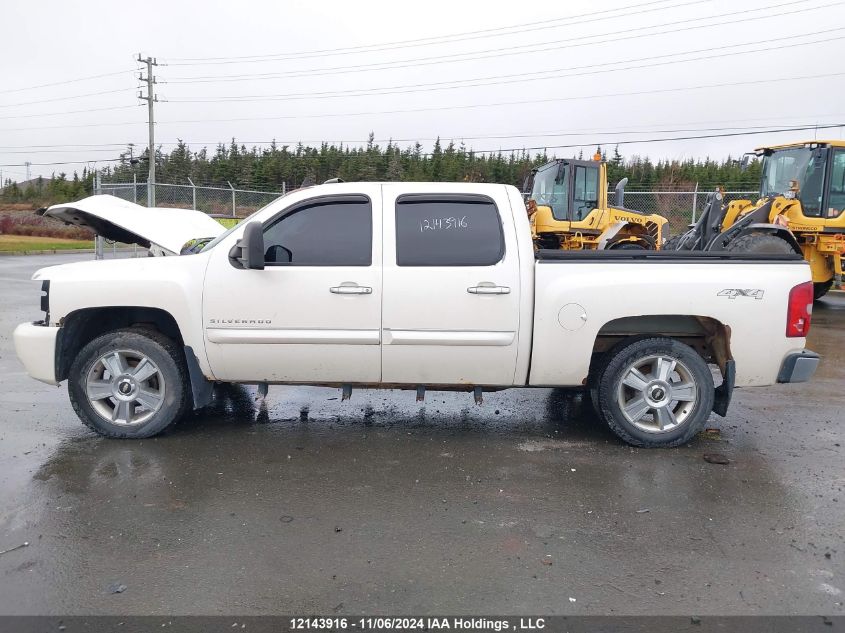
395,194,505,266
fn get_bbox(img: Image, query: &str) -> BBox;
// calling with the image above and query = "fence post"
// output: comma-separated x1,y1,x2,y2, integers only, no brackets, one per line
132,173,137,204
188,177,197,210
228,181,236,218
691,182,699,223
282,182,286,195
93,172,104,260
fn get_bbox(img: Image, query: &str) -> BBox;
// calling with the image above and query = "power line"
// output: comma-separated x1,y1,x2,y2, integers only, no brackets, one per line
165,0,835,84
166,0,706,65
0,124,810,153
166,31,845,103
0,148,134,155
0,69,133,95
464,123,845,155
1,70,841,134
0,88,132,109
0,158,123,167
0,105,137,121
3,123,842,168
3,113,841,150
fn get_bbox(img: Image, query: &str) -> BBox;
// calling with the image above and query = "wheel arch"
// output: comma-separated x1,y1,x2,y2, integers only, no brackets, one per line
56,306,212,409
590,314,733,377
732,223,802,254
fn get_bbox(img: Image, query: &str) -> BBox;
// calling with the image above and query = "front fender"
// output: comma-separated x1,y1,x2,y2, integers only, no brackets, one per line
735,223,802,254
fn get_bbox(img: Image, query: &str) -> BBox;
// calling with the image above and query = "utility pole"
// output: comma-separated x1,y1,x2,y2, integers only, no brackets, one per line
24,161,31,182
137,54,158,207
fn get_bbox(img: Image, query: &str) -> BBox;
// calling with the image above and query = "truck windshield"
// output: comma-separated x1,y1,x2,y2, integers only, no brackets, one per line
200,194,288,252
530,162,569,220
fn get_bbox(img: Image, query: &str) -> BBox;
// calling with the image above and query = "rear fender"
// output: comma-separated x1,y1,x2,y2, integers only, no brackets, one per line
599,222,655,250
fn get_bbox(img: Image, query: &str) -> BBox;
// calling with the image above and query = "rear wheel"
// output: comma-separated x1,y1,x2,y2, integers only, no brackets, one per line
594,337,714,448
725,233,796,255
611,242,646,250
68,328,190,438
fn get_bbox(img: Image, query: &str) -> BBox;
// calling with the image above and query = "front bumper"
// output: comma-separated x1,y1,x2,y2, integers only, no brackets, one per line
13,322,60,385
777,350,820,383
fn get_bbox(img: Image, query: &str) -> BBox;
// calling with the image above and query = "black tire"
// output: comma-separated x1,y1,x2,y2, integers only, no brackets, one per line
68,328,190,438
593,337,714,448
611,242,646,250
725,233,796,255
662,234,687,251
814,280,833,301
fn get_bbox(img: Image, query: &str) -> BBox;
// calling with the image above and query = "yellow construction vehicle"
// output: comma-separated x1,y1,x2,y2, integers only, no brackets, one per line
523,153,668,250
664,141,845,299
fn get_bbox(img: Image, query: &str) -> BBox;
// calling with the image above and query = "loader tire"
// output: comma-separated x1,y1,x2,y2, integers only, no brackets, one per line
813,280,833,301
725,233,796,255
662,235,687,251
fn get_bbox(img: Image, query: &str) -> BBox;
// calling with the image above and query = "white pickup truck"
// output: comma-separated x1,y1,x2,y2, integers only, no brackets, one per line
13,182,820,447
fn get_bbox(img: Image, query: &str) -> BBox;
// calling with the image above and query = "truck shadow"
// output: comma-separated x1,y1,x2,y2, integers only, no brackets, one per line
171,382,618,445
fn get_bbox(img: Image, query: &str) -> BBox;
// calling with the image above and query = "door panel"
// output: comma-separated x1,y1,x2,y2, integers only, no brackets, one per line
202,191,382,383
381,185,521,386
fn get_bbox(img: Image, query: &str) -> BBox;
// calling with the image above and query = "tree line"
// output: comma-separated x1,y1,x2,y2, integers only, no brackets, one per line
1,135,763,205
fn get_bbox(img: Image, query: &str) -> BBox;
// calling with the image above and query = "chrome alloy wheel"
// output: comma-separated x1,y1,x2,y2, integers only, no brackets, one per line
615,355,698,434
85,350,166,426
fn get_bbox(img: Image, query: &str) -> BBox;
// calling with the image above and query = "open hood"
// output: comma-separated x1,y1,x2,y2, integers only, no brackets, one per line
39,194,226,255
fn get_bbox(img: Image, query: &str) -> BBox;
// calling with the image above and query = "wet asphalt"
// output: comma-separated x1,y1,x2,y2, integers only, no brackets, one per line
0,253,842,615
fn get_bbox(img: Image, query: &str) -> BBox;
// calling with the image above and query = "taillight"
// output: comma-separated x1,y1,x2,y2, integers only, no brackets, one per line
786,281,814,337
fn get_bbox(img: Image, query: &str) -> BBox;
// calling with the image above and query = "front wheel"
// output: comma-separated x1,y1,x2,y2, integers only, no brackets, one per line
593,337,714,447
68,328,190,438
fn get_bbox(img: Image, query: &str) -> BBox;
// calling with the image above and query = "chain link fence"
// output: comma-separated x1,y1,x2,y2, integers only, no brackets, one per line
96,180,286,217
621,190,758,234
93,179,760,245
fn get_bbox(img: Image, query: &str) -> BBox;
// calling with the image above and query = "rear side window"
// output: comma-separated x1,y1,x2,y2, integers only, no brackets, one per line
395,195,504,266
262,196,372,266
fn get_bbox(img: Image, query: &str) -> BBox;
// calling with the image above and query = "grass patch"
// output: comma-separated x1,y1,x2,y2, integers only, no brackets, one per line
216,217,241,229
0,234,94,252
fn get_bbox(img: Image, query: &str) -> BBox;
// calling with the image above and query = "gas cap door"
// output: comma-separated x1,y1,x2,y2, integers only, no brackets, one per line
558,303,588,331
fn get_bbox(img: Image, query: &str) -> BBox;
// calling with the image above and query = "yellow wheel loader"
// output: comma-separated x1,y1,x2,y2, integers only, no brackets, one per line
664,141,845,299
523,154,668,250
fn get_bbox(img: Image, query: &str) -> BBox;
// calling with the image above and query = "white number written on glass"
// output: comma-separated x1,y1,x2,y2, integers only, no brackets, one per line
419,216,469,232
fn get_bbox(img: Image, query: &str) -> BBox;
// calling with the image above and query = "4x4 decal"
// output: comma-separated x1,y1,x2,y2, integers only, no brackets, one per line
717,289,765,300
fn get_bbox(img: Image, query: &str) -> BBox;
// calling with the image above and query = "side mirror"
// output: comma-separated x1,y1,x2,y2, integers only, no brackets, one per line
228,221,265,270
740,154,751,172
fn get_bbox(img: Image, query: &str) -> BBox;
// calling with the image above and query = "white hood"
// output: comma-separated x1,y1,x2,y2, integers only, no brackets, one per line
40,194,226,255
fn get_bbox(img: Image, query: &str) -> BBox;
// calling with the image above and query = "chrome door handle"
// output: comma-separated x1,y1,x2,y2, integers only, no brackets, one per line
330,285,372,295
467,285,511,295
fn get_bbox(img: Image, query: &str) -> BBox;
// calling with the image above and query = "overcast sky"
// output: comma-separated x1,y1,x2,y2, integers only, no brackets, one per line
1,0,844,182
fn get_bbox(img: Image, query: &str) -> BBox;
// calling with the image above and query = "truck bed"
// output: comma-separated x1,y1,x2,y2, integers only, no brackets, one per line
536,249,804,262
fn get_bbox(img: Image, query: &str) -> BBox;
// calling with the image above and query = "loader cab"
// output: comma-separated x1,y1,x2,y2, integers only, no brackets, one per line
759,142,845,219
526,159,602,222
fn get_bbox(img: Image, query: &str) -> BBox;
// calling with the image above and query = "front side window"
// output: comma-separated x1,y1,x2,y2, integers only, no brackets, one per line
572,165,599,220
395,196,504,266
799,151,827,217
530,162,569,221
262,196,372,266
827,149,845,218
